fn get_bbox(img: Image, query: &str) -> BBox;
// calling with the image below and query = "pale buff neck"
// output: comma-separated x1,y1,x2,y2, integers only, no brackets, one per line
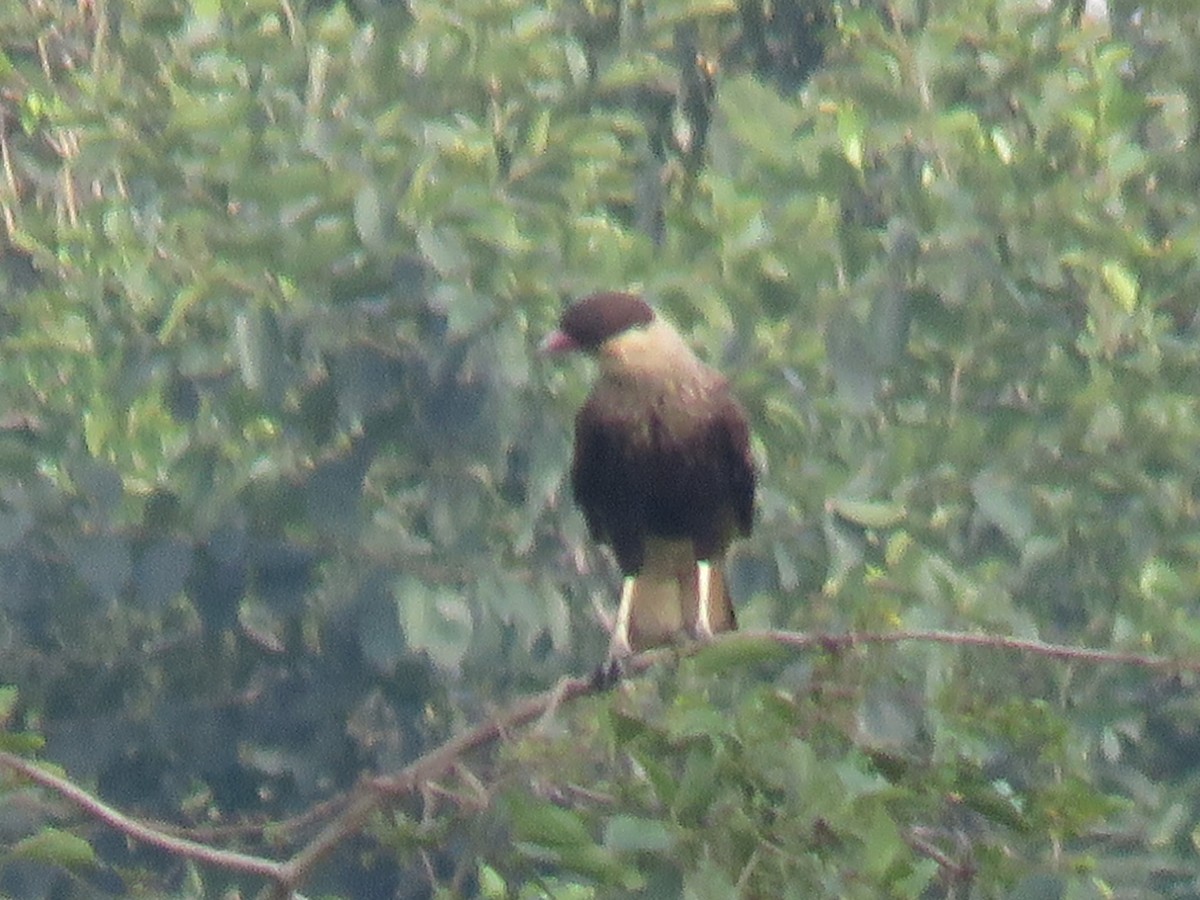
594,317,707,387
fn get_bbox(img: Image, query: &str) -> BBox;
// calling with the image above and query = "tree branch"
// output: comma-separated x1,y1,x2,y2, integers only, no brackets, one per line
745,628,1200,672
3,627,1197,898
0,751,286,883
270,664,650,895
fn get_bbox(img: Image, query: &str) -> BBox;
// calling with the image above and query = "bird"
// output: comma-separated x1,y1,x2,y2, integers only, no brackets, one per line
542,291,756,661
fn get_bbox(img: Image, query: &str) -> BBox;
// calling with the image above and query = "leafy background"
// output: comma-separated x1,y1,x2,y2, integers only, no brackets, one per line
3,0,1200,896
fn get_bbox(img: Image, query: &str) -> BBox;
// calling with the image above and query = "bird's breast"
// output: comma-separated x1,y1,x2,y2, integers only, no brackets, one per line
604,378,712,445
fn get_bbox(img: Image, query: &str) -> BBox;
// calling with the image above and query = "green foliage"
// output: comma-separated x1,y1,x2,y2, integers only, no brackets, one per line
3,0,1200,897
6,828,96,872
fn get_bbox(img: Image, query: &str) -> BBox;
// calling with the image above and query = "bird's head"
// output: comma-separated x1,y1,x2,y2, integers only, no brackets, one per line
542,292,698,382
540,292,655,356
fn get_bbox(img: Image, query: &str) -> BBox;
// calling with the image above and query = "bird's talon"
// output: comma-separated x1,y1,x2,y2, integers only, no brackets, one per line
590,657,625,690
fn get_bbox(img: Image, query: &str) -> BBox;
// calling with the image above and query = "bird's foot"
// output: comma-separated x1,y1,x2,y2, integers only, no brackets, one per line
590,656,626,690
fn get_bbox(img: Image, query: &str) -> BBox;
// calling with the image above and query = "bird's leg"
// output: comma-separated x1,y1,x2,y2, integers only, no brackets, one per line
608,575,636,658
591,577,637,689
694,560,715,640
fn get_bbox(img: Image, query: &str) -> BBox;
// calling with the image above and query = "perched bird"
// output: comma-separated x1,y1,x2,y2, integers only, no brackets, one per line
542,291,756,659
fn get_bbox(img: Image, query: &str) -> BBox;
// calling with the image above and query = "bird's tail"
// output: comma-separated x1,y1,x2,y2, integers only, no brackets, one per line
609,542,736,657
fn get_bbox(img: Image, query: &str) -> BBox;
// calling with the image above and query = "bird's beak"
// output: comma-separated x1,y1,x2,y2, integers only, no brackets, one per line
539,330,579,355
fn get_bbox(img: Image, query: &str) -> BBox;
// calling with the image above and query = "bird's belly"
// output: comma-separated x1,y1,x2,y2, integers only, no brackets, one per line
639,475,728,541
639,535,701,577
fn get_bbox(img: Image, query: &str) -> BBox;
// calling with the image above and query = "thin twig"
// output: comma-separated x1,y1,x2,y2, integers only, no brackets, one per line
0,752,286,884
904,825,975,884
744,628,1200,673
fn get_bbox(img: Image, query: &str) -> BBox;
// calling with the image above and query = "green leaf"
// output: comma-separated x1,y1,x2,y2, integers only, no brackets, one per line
478,863,506,898
554,842,642,890
0,685,16,721
417,225,470,278
682,857,738,899
971,468,1033,548
823,512,866,591
1100,259,1138,312
606,708,660,747
508,798,593,848
238,598,287,654
9,828,97,870
837,101,865,170
353,184,387,251
0,731,45,753
395,576,473,672
603,815,674,854
1139,558,1189,605
664,699,731,742
958,778,1030,833
826,312,878,414
717,76,802,163
652,0,736,21
829,497,906,529
861,810,904,878
690,633,789,674
673,746,720,826
436,284,494,335
1081,401,1124,454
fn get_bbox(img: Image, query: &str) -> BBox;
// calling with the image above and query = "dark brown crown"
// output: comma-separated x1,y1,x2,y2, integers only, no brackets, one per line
559,292,654,349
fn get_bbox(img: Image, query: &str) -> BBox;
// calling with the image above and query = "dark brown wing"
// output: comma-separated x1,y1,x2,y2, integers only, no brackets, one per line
717,390,756,539
571,395,648,574
681,385,755,559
